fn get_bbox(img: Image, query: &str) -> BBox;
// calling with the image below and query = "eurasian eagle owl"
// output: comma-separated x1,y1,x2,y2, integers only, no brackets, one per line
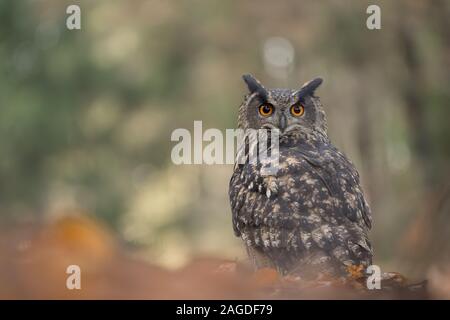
229,74,372,278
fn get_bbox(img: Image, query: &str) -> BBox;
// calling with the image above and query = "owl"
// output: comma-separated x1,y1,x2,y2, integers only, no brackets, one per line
229,74,372,278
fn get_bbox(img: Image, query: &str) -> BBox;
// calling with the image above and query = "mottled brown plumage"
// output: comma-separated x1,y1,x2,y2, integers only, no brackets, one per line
229,74,372,278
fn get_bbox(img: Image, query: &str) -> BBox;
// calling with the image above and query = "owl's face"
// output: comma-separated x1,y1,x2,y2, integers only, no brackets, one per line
238,74,327,136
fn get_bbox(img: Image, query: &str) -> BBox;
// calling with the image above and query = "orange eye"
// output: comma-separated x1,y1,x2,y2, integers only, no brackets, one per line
259,104,274,117
290,104,305,117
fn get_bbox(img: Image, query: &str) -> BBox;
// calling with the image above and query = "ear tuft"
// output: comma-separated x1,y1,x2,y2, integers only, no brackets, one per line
242,74,268,99
296,77,323,97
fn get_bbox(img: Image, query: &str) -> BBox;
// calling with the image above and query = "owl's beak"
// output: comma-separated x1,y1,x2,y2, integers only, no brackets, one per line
279,114,287,132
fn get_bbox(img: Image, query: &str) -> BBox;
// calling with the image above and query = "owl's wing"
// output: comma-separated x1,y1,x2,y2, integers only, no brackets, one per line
229,162,262,237
297,144,372,230
229,166,244,236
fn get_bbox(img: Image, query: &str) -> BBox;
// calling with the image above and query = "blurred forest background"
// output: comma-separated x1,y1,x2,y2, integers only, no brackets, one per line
0,0,449,286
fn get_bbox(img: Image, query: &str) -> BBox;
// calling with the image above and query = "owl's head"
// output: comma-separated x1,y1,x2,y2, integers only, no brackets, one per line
238,74,327,137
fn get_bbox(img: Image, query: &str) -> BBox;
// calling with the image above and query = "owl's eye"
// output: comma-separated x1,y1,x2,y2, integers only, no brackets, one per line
290,104,305,117
258,104,274,117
